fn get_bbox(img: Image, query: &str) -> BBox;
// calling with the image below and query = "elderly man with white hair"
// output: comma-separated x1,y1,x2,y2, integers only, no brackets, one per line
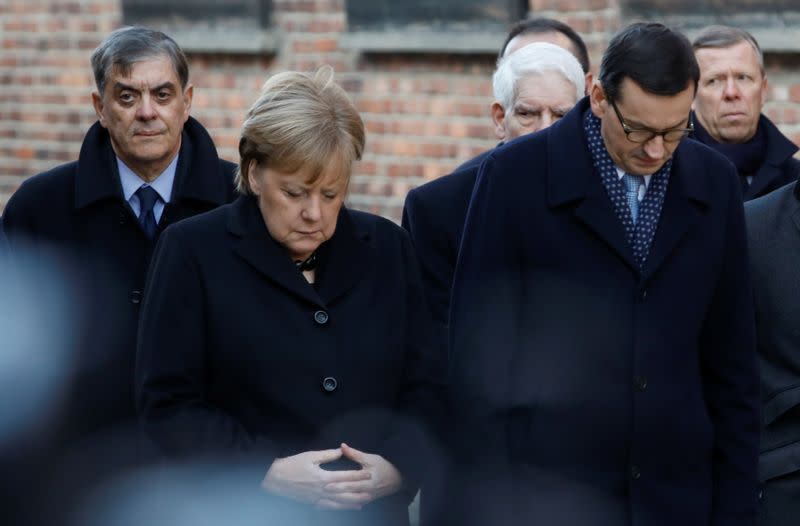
490,42,585,142
402,40,586,345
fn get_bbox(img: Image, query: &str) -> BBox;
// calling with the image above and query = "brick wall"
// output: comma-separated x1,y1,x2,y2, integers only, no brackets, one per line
2,0,799,221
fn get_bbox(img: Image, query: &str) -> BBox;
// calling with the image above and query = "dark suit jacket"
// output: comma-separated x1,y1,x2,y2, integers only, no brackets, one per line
1,116,236,523
400,146,501,338
745,179,800,525
401,155,485,336
445,98,760,526
136,195,445,526
692,113,800,201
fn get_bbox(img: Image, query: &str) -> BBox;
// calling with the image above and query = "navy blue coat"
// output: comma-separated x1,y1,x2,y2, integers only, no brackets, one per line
136,195,445,526
401,154,486,344
445,98,760,526
1,117,236,523
745,179,800,525
692,113,800,201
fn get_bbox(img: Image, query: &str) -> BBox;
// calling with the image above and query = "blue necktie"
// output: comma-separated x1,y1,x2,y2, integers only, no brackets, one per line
136,185,160,239
622,174,644,224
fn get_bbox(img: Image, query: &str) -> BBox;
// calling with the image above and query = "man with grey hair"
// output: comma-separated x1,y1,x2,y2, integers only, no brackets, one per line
2,26,235,522
691,25,799,200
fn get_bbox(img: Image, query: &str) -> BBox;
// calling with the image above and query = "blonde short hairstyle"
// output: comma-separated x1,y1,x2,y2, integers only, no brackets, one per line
236,66,365,194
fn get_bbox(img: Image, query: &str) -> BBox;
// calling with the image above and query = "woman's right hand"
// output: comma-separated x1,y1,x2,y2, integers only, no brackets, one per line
261,449,373,510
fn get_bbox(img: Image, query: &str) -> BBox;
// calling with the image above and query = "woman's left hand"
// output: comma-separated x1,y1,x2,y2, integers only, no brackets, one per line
318,443,403,508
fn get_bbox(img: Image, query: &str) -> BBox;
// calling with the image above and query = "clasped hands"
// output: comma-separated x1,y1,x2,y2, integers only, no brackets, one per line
261,442,403,510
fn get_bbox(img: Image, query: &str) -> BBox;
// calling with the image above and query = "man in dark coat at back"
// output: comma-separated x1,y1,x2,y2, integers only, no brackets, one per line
402,18,590,354
444,23,759,526
691,25,799,201
745,176,800,524
1,26,236,523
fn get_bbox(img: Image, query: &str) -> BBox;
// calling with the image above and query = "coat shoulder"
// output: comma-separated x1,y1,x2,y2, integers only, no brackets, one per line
405,165,479,212
161,200,232,242
348,208,407,239
745,181,798,236
4,162,77,219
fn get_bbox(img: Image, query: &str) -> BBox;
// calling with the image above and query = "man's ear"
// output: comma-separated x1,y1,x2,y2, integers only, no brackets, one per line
182,83,194,123
589,81,607,119
583,72,594,96
760,74,768,110
490,102,507,141
92,92,107,128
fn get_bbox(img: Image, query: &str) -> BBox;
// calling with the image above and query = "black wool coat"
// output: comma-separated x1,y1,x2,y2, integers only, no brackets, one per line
1,116,236,521
444,98,760,526
136,195,446,526
691,113,800,201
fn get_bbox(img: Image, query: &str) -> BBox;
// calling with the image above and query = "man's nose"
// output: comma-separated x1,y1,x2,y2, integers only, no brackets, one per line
136,95,157,120
643,134,666,159
722,77,741,100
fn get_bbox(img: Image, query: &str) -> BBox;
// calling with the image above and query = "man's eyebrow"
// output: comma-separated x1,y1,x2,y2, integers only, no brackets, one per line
111,81,176,92
626,115,689,131
112,81,137,92
150,81,176,92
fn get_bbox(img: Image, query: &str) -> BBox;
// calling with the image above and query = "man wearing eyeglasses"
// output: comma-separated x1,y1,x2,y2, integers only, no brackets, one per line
443,23,758,526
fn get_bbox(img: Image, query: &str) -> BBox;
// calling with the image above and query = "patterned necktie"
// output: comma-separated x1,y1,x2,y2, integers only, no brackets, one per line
622,174,645,224
135,185,160,239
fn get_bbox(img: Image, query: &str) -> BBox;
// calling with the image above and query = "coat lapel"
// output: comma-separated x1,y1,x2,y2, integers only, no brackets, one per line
228,196,323,307
641,142,710,283
546,99,638,273
315,209,371,305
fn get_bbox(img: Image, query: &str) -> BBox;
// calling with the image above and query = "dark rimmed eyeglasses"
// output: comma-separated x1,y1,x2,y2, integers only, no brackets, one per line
609,99,693,143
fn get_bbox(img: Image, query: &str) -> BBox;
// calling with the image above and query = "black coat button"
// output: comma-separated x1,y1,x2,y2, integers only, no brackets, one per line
631,465,641,480
641,289,647,301
634,376,648,391
322,376,338,392
130,289,143,304
314,310,329,325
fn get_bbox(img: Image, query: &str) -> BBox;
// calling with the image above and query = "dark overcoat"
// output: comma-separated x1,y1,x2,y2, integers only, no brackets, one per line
401,159,483,342
744,179,800,526
445,98,760,526
1,116,236,522
135,195,445,526
691,113,800,201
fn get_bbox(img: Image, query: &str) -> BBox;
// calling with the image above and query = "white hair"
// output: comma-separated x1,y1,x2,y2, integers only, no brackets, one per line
492,42,585,111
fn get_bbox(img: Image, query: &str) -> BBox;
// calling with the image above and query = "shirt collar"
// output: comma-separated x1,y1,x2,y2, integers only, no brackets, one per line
117,154,179,203
615,166,652,189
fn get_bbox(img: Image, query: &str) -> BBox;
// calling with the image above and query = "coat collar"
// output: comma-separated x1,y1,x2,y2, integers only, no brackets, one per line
74,116,229,209
748,114,800,198
689,112,799,199
227,195,371,307
546,97,710,278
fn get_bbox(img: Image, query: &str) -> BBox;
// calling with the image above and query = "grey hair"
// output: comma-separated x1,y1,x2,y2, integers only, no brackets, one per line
692,25,764,73
90,26,189,94
493,42,585,111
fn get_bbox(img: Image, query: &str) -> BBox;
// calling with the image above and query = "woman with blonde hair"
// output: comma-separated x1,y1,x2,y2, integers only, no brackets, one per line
136,67,442,525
